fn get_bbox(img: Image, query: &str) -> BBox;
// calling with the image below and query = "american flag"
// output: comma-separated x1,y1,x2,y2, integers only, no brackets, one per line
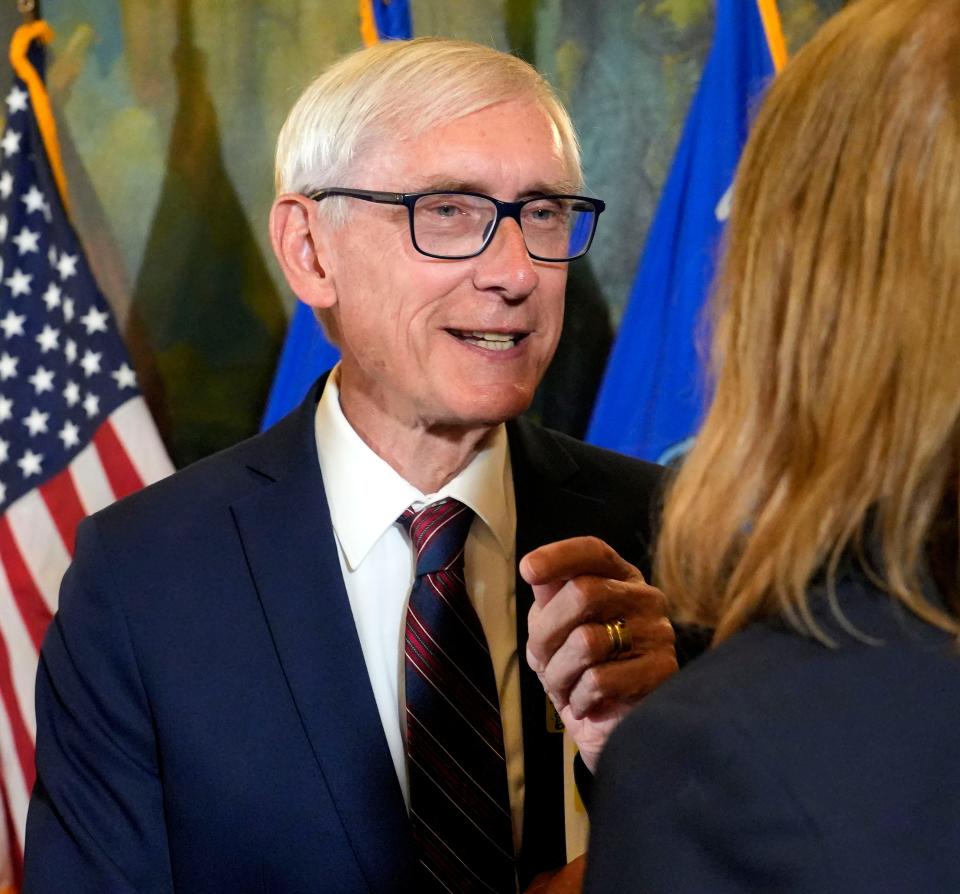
0,23,173,888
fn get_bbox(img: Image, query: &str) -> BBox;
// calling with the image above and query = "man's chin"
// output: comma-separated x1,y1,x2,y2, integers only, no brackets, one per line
424,402,533,437
449,388,535,428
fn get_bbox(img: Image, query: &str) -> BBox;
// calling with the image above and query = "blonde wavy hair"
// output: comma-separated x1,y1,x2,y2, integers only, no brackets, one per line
656,0,960,644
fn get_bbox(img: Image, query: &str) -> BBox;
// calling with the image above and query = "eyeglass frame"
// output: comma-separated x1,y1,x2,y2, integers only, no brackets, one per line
306,187,606,262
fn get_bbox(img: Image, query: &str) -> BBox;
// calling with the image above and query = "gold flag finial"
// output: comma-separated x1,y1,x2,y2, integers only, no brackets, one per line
18,0,38,19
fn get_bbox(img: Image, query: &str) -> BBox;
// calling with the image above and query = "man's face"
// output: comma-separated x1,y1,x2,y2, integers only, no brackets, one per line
323,98,572,436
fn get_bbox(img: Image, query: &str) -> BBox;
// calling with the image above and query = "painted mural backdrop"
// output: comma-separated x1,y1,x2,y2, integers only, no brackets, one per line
0,0,843,466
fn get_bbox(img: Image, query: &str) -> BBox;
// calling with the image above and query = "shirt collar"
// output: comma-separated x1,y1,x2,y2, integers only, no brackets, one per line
314,368,515,571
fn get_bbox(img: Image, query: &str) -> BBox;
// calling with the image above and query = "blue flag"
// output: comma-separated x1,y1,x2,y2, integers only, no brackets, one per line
587,0,785,463
369,0,413,39
260,1,412,430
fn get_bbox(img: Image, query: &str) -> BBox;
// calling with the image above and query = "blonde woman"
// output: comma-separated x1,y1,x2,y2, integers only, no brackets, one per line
585,0,960,890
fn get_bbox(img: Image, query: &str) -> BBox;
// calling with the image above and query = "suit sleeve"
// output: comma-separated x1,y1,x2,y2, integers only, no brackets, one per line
23,518,174,894
582,695,842,894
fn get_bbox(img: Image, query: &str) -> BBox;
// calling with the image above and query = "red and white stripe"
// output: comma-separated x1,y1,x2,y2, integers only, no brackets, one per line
0,396,172,883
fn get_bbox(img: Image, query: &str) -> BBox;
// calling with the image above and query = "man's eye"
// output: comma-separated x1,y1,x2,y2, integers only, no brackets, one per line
524,202,566,225
419,201,466,220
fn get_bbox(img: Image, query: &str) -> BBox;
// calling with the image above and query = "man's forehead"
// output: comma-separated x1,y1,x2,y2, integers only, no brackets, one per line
352,101,577,196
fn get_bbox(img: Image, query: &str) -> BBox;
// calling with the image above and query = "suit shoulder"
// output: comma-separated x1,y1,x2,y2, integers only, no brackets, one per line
510,417,666,495
89,408,308,539
598,594,960,892
553,429,664,486
626,578,960,740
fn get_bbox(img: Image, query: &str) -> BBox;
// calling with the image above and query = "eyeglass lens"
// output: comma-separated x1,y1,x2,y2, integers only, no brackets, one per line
411,194,596,260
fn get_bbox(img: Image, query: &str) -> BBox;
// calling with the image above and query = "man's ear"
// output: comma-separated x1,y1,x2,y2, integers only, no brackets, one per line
269,193,338,310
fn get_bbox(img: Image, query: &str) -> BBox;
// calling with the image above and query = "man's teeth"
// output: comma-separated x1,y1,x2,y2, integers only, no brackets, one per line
458,330,518,351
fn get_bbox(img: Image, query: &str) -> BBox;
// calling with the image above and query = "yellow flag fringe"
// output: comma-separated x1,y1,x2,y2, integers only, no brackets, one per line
9,20,69,212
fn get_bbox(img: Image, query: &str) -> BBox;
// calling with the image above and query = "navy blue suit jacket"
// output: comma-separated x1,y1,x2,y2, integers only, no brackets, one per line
584,572,960,893
24,379,664,894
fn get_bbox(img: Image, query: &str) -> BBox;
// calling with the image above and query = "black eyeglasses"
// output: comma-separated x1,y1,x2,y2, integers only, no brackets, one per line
307,188,605,262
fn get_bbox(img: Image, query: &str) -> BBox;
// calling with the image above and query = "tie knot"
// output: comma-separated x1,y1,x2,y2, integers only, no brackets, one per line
399,497,474,576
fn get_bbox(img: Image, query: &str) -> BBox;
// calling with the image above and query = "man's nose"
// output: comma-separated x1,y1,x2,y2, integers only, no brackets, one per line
472,218,539,300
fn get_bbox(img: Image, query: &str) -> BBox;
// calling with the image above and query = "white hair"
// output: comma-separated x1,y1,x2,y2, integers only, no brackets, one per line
275,37,582,219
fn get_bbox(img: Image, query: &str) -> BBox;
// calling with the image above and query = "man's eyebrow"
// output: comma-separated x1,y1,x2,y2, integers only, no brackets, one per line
407,177,581,196
409,178,481,193
518,180,581,198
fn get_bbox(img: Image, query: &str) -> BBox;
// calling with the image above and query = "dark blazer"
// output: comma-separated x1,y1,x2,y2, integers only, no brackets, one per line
24,378,664,894
584,572,960,894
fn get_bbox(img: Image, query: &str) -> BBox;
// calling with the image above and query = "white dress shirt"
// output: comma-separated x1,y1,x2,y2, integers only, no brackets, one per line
314,369,525,849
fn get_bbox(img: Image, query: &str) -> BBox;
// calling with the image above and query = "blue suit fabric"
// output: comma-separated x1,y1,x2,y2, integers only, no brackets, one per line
584,572,960,893
24,376,664,894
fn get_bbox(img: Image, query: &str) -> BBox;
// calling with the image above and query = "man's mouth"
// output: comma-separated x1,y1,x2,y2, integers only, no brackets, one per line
448,329,527,352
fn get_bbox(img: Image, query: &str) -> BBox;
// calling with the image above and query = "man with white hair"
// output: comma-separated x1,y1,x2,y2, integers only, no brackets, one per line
24,39,676,893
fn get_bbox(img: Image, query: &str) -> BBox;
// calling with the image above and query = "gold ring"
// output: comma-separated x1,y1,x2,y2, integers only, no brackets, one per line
604,617,630,659
603,621,620,657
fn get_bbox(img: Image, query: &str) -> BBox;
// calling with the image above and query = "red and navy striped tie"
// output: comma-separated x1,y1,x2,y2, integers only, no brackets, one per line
399,498,516,893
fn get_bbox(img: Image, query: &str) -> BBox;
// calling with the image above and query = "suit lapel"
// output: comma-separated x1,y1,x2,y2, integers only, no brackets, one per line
508,418,609,884
230,383,414,893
